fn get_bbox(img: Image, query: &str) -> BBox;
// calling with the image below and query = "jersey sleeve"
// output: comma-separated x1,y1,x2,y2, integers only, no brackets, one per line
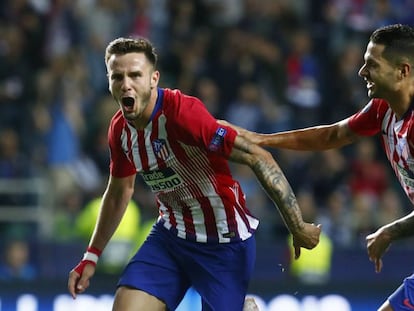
167,90,237,158
108,116,137,178
348,99,388,136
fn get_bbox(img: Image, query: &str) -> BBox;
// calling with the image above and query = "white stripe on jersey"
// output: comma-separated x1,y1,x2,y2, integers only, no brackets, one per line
189,201,207,242
123,123,141,170
174,212,186,240
246,214,260,231
121,127,132,163
144,124,156,166
210,196,231,243
229,184,259,239
235,208,250,239
158,203,172,230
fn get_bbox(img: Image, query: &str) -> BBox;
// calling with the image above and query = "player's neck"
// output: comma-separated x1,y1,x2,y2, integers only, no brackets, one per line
131,88,158,130
389,94,414,120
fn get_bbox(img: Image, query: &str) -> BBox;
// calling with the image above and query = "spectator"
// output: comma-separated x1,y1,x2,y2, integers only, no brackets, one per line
224,82,265,132
0,238,37,281
318,189,354,249
285,28,322,127
0,128,37,207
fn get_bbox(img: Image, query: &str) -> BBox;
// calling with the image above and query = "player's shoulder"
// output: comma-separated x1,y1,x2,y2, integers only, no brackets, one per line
163,87,202,105
163,88,182,102
162,88,205,120
109,109,124,125
363,98,389,115
372,98,389,108
108,109,126,133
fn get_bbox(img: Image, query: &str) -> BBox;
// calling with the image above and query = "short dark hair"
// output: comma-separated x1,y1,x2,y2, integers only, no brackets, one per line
370,24,414,63
105,37,158,68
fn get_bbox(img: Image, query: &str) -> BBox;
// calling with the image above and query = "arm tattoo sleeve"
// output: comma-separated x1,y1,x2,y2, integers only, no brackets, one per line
230,137,305,233
252,158,305,233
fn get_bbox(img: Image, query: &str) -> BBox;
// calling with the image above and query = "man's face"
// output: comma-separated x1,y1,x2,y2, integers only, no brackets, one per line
106,52,159,122
358,41,400,100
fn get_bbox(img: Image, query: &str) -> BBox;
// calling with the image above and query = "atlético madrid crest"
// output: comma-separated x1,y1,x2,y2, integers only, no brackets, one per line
152,139,170,160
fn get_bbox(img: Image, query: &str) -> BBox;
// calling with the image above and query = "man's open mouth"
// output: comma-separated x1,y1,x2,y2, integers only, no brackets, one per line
122,97,135,107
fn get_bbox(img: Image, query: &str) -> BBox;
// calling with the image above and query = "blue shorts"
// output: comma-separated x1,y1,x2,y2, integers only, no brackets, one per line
389,274,414,310
117,223,256,311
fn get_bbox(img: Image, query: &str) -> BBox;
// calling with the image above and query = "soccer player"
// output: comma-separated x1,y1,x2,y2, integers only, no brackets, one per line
67,37,321,311
220,24,414,311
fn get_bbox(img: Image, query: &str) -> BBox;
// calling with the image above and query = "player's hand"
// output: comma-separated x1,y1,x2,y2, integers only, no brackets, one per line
366,227,392,273
217,120,259,144
68,260,96,299
291,223,322,259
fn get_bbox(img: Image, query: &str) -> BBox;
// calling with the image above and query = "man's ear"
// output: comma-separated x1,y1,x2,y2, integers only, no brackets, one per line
151,70,160,89
107,74,113,93
400,63,411,79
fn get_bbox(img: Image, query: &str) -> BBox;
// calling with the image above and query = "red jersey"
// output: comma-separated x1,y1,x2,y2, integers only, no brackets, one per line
108,88,259,243
349,98,414,204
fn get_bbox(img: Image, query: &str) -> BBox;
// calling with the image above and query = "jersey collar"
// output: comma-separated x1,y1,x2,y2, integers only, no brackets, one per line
149,88,164,121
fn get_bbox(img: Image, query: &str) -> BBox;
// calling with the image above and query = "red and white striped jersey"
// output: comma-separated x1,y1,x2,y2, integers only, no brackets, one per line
108,88,259,243
348,98,414,204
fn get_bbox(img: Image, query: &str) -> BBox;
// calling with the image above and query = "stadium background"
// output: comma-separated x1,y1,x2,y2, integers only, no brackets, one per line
1,0,414,310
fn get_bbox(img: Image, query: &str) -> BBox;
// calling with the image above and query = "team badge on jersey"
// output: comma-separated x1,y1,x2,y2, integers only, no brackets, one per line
152,139,170,160
209,127,227,152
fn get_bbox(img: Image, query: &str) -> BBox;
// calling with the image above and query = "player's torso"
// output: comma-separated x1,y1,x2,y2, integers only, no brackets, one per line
115,89,258,243
123,113,216,194
381,107,414,204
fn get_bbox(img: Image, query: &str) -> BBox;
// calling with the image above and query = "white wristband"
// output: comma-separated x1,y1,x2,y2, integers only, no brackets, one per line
82,251,99,264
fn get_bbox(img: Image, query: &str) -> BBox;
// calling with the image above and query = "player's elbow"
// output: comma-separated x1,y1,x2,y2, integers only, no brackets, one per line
249,147,274,169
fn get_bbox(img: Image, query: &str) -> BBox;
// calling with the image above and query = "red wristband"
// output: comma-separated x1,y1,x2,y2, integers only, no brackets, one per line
86,246,102,258
73,246,102,275
73,259,96,275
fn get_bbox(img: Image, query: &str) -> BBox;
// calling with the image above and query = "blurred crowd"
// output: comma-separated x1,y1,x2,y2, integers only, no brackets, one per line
1,0,414,281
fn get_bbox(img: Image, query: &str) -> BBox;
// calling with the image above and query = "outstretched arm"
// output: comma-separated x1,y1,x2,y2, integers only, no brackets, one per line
366,210,414,273
219,119,359,151
229,135,321,258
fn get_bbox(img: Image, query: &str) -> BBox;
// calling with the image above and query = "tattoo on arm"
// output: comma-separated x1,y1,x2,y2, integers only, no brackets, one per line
252,158,304,233
230,137,304,233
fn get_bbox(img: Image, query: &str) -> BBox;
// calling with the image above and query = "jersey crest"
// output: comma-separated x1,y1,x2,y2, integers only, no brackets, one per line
152,139,170,160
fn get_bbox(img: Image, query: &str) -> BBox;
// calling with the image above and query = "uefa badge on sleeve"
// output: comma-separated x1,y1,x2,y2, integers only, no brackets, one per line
209,127,227,152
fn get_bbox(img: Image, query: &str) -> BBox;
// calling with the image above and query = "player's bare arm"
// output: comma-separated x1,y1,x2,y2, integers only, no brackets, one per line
229,135,321,257
384,211,414,240
366,211,414,273
89,174,136,249
68,174,136,298
219,119,359,150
